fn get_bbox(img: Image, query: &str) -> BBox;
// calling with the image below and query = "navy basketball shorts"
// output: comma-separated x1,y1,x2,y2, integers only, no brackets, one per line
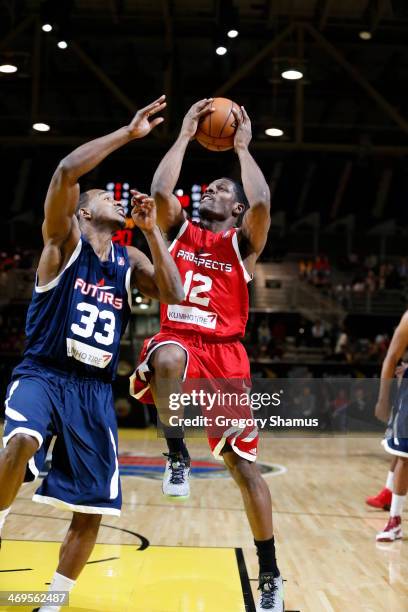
382,388,408,458
3,359,121,516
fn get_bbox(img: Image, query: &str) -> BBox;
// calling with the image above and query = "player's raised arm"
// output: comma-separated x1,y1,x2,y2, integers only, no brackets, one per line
127,193,184,304
375,311,408,422
233,106,271,255
41,95,166,248
151,98,214,234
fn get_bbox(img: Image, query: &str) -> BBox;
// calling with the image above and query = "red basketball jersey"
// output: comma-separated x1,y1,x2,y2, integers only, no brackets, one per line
161,219,251,339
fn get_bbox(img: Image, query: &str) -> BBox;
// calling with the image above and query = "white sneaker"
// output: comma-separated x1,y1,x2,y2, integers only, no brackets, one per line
256,574,284,611
162,453,191,498
376,516,403,542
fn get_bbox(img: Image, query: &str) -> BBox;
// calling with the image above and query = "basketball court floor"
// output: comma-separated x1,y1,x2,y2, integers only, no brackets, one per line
1,431,407,611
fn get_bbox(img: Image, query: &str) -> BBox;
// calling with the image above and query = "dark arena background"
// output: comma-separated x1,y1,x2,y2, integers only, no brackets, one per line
1,1,408,611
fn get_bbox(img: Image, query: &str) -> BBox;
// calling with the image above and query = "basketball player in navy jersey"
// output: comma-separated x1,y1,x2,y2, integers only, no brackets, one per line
375,313,408,543
131,99,283,611
0,95,183,611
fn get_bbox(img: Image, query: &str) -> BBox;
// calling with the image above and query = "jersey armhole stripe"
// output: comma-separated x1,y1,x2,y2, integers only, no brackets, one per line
168,219,189,253
231,232,253,283
125,266,132,308
35,238,82,293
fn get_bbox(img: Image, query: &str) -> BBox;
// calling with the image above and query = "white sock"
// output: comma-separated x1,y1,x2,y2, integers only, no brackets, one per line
38,572,76,612
385,471,394,491
0,507,11,535
390,493,406,518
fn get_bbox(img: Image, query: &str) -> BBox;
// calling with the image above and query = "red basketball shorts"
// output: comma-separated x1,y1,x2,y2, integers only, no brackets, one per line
130,331,258,462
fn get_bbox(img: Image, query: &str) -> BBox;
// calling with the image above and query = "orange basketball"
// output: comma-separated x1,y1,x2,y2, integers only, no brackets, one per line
196,97,241,151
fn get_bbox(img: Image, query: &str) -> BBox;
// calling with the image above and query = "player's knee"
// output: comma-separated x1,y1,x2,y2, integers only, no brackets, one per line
152,346,186,378
71,512,102,534
3,433,38,465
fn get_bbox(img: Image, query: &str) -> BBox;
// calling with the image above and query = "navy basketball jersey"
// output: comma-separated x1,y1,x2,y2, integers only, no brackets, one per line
24,237,131,381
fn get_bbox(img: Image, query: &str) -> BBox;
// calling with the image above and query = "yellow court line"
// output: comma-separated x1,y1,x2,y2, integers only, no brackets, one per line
0,540,246,612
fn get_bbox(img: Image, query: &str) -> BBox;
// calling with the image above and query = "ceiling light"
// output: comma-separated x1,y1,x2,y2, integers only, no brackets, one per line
0,64,17,73
216,46,227,56
281,69,303,80
57,40,68,49
42,23,52,32
265,128,284,137
139,303,149,310
359,31,372,40
33,122,50,132
227,29,239,39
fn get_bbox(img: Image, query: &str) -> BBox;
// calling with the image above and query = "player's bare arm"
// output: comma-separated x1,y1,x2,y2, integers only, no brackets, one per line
151,98,214,235
375,310,408,422
127,193,184,304
38,95,167,286
232,106,271,273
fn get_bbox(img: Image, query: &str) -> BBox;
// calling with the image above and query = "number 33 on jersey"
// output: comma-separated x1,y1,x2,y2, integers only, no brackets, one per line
161,220,251,338
24,237,131,380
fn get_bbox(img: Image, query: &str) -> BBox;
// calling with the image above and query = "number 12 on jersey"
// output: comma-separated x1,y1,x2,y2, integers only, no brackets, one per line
183,271,212,307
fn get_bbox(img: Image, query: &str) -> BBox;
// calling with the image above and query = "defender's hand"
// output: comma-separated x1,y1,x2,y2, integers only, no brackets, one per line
130,190,157,232
181,98,215,140
375,400,391,423
396,361,408,378
127,96,166,139
232,105,251,151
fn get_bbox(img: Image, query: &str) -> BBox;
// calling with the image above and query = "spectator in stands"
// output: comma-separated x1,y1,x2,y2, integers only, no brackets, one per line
311,319,326,348
378,264,387,290
365,270,377,293
347,387,371,429
367,334,390,362
258,318,271,347
334,325,349,361
299,259,313,281
295,385,317,418
352,278,365,293
398,257,408,283
331,388,350,430
312,255,331,287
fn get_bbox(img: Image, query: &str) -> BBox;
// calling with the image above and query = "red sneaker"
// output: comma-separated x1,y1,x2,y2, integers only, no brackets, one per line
376,516,403,542
366,487,392,510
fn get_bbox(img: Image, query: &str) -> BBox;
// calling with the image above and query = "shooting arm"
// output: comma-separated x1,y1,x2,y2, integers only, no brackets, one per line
150,135,189,234
151,98,214,234
234,107,270,255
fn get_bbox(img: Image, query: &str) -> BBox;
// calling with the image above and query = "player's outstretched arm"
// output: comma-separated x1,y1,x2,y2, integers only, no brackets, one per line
151,98,214,235
233,106,271,256
42,95,166,247
127,193,184,304
37,96,166,286
375,311,408,422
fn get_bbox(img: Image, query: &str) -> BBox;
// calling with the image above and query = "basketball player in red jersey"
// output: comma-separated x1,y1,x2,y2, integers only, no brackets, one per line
130,99,283,611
